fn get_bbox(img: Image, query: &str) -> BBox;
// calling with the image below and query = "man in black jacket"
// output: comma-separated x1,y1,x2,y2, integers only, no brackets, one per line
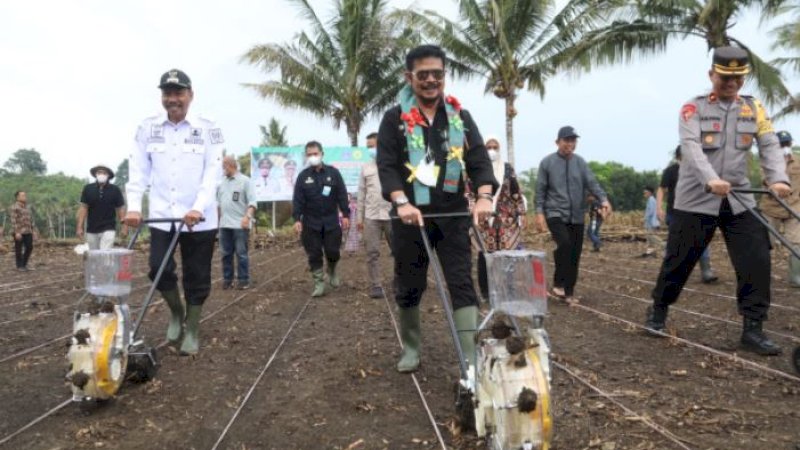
293,141,350,297
377,45,497,374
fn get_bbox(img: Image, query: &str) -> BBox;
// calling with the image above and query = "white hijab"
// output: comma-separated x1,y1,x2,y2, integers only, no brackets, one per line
485,134,505,188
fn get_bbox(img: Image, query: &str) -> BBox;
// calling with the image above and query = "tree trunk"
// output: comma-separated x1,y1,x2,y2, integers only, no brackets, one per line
346,116,359,147
505,94,516,167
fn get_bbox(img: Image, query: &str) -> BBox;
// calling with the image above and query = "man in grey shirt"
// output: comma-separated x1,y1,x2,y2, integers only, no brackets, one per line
535,126,611,303
218,155,257,290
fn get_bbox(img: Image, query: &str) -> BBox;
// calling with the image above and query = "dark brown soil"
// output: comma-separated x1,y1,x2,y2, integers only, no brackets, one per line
1,232,799,450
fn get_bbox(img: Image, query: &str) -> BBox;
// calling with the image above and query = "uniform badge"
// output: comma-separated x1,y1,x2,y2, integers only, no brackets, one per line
209,128,224,144
740,104,753,117
681,103,697,122
713,122,721,131
305,177,314,184
704,135,714,144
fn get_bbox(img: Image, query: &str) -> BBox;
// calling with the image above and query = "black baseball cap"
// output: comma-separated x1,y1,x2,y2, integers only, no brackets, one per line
557,126,579,140
158,69,192,89
777,130,793,146
712,46,750,76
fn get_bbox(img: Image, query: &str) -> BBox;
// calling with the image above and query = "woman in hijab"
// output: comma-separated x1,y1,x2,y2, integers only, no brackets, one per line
471,135,528,298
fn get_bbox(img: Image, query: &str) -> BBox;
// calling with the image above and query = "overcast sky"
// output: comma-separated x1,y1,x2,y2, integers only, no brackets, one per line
1,0,797,181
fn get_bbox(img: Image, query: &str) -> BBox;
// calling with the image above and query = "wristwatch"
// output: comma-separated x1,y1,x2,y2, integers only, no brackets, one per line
393,195,410,208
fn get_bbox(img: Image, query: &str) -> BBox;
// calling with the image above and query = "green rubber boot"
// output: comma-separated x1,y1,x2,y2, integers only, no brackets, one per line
397,306,421,373
789,256,800,288
311,269,326,297
161,289,184,345
454,306,479,367
327,261,341,288
179,304,203,356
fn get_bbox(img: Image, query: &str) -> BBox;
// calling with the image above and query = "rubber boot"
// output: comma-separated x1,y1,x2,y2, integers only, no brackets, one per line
699,258,718,284
454,306,479,367
396,306,421,373
789,256,800,288
311,269,326,297
644,304,668,336
327,261,341,288
161,289,184,345
740,317,781,356
179,304,203,356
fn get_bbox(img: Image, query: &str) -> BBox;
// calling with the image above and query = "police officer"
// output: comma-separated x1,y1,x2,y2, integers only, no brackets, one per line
125,69,224,356
760,131,800,286
377,45,497,373
292,141,350,297
645,47,791,356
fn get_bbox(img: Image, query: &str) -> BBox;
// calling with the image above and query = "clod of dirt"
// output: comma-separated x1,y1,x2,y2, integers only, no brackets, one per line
517,387,538,413
505,336,526,355
74,329,91,345
491,319,513,339
87,303,101,315
100,301,115,314
71,371,90,389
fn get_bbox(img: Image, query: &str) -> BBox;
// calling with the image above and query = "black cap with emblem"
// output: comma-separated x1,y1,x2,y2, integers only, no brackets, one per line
158,69,192,89
712,46,750,75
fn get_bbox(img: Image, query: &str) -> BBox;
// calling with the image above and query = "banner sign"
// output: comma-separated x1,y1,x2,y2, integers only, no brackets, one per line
251,146,370,202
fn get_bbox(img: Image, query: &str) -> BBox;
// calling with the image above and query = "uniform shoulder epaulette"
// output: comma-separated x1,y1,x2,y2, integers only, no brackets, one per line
196,114,216,124
695,95,707,100
740,94,754,99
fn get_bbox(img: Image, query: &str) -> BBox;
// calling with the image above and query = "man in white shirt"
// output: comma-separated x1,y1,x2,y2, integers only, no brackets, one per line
125,69,224,356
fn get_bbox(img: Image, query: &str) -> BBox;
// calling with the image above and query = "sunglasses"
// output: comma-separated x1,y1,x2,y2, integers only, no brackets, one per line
412,69,445,81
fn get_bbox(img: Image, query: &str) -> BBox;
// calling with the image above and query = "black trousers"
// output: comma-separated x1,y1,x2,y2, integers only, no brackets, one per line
14,233,33,268
301,225,342,271
547,218,585,297
392,216,479,310
149,228,216,306
652,200,771,320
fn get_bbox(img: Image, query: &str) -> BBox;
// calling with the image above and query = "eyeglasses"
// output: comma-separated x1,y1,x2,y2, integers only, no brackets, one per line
412,69,445,81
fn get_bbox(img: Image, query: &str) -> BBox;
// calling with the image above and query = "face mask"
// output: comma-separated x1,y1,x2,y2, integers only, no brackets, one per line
96,174,109,183
368,148,377,159
307,155,322,167
487,150,499,161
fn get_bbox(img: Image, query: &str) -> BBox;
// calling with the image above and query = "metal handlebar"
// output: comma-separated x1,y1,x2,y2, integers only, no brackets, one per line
728,188,800,260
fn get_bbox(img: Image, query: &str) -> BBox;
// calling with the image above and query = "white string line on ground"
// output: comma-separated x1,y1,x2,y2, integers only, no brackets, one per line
0,251,303,448
381,287,448,450
0,250,301,363
553,361,695,450
210,296,312,450
583,285,800,343
0,399,72,448
580,268,800,313
568,301,800,384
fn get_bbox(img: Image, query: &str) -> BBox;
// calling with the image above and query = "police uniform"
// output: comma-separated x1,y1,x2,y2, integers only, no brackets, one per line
759,131,800,285
127,69,224,355
646,47,789,355
292,162,350,294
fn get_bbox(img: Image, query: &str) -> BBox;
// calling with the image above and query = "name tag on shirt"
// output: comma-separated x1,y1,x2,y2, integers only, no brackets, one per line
322,186,331,197
232,192,240,202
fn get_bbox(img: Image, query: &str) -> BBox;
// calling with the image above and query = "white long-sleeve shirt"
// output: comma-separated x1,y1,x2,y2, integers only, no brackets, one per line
127,112,224,232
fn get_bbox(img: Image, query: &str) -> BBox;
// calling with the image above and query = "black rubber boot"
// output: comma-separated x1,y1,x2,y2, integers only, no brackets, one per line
740,317,781,356
644,304,668,336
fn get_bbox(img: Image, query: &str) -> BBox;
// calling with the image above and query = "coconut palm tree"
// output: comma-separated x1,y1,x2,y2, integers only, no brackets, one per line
577,0,794,107
400,0,660,166
259,118,289,147
770,3,800,117
243,0,414,146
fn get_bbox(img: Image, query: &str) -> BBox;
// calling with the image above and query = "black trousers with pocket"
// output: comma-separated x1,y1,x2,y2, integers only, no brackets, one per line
546,218,585,297
301,224,342,272
149,228,216,306
14,233,33,268
651,200,772,320
392,216,479,310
